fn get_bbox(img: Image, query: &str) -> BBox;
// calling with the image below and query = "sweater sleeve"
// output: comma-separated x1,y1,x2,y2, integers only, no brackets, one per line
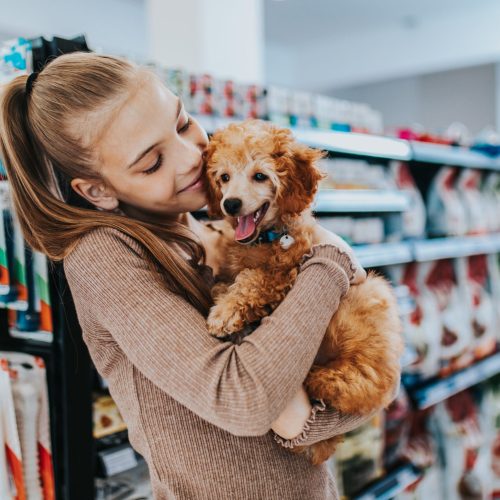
63,227,355,438
272,376,401,448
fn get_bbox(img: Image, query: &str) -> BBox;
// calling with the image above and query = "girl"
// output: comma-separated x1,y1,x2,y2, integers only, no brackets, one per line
0,52,390,499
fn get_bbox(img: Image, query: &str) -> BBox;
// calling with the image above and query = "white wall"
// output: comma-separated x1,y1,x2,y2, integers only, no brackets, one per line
334,64,496,136
0,0,148,61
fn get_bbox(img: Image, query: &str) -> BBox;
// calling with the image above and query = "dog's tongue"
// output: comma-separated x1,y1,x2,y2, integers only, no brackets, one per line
235,214,256,241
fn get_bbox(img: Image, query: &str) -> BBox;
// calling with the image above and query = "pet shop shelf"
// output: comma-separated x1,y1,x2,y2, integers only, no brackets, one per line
314,190,410,213
413,233,500,261
353,242,413,268
408,351,500,410
194,114,500,170
410,141,500,170
353,463,422,500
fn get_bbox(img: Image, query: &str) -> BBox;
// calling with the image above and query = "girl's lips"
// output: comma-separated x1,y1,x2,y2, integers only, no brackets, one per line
178,170,204,194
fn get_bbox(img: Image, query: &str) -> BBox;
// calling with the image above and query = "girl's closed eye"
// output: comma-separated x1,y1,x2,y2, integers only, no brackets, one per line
144,154,163,175
178,116,192,133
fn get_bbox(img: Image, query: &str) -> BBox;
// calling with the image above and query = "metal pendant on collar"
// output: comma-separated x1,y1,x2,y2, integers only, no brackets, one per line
279,234,295,250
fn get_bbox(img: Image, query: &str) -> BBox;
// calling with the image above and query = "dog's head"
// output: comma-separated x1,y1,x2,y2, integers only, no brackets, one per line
204,119,325,244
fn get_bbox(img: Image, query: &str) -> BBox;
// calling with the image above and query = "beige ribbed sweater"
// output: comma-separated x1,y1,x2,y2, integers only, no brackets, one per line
63,227,368,500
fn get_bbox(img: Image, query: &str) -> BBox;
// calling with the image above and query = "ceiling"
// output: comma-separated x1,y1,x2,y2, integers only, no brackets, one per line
265,0,499,45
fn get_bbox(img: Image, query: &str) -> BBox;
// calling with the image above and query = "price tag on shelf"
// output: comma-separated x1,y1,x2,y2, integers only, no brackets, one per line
99,445,138,477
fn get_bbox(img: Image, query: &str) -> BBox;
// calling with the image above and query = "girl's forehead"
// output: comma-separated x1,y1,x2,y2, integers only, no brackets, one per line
95,76,178,170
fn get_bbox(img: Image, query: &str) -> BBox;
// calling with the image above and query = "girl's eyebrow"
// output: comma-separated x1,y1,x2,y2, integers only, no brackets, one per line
127,99,183,169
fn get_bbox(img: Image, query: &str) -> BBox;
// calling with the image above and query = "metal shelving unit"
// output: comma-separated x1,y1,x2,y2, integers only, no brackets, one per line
413,233,500,261
408,351,500,410
353,463,422,500
194,113,500,170
314,190,410,213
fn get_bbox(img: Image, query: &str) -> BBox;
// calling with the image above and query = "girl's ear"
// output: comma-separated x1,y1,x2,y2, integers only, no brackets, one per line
276,142,326,216
70,178,119,211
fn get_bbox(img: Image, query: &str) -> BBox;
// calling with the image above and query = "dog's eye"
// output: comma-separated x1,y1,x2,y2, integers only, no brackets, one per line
220,174,230,183
253,173,268,182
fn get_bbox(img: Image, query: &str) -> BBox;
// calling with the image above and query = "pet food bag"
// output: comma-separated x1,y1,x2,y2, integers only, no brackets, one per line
397,409,442,500
399,262,442,383
427,167,467,237
390,162,426,239
334,412,385,497
456,256,497,361
0,358,26,499
482,376,500,499
421,260,473,376
456,169,488,235
433,390,492,500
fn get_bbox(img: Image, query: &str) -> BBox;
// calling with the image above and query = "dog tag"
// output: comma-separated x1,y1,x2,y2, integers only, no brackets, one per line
280,234,295,250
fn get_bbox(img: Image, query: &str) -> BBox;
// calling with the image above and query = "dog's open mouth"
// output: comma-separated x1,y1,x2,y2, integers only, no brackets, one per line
234,202,270,243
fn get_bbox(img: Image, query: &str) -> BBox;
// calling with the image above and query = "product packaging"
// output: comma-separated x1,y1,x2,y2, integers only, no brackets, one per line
456,169,488,235
426,167,467,237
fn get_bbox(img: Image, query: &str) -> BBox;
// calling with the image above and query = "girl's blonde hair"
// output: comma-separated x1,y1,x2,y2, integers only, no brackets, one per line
0,52,211,314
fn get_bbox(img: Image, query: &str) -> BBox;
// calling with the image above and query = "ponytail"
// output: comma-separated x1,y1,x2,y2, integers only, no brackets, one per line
0,54,212,314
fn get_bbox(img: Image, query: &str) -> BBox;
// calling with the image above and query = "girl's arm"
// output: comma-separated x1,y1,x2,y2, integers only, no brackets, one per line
64,227,357,437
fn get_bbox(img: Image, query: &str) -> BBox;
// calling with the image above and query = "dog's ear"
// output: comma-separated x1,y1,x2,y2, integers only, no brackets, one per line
276,139,326,216
203,142,224,219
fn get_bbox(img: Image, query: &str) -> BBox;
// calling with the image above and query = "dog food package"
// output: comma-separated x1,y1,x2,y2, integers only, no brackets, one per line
487,254,500,341
32,251,54,337
1,352,55,500
0,358,26,499
397,409,443,500
239,84,267,120
481,172,500,233
390,162,426,239
384,385,412,469
334,412,385,497
455,256,497,361
396,262,441,383
426,167,468,237
93,395,128,439
421,259,474,376
212,79,243,119
482,376,500,499
456,169,488,235
188,73,214,116
432,390,493,500
0,37,32,84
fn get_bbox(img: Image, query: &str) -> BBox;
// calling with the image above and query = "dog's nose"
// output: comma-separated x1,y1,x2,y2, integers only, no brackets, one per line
223,198,242,215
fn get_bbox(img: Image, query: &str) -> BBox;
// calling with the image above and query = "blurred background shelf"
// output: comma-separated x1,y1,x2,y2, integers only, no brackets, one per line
408,351,500,410
194,114,500,170
410,141,500,170
353,242,413,267
353,463,422,500
413,233,500,261
314,190,410,213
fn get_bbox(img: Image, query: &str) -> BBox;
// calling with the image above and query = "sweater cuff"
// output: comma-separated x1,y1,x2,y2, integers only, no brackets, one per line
272,399,369,449
300,244,357,284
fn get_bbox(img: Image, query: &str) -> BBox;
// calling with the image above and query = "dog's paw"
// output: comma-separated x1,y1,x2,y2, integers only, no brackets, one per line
207,305,246,337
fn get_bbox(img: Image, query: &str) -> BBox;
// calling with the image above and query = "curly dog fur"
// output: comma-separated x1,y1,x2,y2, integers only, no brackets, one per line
204,119,404,465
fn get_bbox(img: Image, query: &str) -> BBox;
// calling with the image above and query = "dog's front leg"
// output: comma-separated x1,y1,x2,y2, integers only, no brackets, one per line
207,268,288,338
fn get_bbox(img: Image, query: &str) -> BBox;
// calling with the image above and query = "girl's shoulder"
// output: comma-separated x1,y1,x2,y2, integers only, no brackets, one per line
64,226,144,273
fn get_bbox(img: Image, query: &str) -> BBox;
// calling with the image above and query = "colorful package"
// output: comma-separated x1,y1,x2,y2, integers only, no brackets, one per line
427,167,467,237
456,169,488,235
399,262,442,383
390,162,426,239
433,390,492,500
421,260,473,376
456,256,497,361
334,412,385,497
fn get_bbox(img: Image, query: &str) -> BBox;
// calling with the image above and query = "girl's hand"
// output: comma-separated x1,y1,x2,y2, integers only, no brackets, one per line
311,225,366,285
271,386,312,439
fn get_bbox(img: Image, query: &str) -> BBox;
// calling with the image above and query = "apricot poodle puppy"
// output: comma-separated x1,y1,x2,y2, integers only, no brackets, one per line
204,119,403,465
